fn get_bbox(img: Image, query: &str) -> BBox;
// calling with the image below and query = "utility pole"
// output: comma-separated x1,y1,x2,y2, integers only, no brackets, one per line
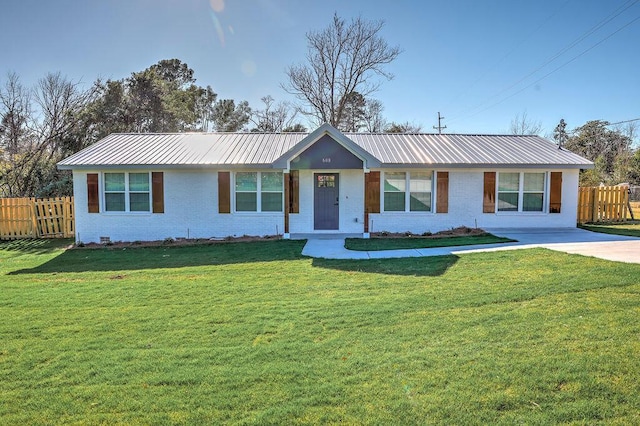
433,112,447,134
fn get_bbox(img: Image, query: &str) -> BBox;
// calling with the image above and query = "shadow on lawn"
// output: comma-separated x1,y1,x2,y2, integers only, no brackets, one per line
8,240,307,274
0,238,74,255
7,238,458,277
311,254,458,277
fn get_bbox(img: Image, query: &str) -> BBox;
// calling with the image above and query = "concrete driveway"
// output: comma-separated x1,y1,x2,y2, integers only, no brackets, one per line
300,228,640,263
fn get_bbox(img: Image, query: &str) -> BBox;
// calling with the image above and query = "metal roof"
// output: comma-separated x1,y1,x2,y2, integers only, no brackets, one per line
58,130,593,170
346,133,593,168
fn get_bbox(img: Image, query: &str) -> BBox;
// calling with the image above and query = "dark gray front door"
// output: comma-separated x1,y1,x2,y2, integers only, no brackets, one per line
314,173,339,230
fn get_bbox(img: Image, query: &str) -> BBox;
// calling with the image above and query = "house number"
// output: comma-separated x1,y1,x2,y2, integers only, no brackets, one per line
322,157,331,163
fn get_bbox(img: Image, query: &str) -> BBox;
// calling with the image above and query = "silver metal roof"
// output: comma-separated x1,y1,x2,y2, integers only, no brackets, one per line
58,130,593,169
346,133,593,167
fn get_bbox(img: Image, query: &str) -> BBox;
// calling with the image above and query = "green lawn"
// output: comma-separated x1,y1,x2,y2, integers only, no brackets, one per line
1,239,640,424
345,233,514,251
579,222,640,238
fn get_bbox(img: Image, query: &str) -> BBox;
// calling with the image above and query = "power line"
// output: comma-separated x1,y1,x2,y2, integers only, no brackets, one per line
449,13,640,123
444,0,572,109
448,0,640,123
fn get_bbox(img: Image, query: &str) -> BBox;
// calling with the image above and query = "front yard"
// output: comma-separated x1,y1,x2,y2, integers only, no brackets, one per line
1,239,639,424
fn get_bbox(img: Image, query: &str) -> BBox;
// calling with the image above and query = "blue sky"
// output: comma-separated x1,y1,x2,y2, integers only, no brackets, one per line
2,0,639,136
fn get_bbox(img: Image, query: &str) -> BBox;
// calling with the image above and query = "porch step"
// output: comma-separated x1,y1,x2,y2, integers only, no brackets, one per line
290,233,364,240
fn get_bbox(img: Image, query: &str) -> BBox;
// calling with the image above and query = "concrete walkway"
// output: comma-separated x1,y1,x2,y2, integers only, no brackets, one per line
299,228,640,264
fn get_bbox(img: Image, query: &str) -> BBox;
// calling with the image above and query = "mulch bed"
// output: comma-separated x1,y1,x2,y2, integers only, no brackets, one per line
370,226,487,239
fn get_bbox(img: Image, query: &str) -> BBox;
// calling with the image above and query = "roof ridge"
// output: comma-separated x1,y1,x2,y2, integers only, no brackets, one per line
106,132,543,137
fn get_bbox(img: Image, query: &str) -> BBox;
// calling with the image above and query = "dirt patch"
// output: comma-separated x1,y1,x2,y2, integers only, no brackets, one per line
371,226,488,239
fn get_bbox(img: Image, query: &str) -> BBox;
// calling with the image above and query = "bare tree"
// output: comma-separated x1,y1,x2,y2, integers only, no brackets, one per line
34,72,96,154
362,98,386,133
0,72,95,197
250,96,298,132
0,72,33,157
283,14,401,129
509,111,542,135
614,121,639,148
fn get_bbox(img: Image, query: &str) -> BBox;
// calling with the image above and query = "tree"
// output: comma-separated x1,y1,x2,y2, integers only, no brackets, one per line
362,98,386,133
212,99,250,132
565,120,632,185
0,72,95,197
284,14,401,129
339,92,366,132
553,119,569,148
149,58,195,87
627,149,640,185
79,59,256,137
0,60,257,196
0,72,32,158
193,85,218,132
282,123,307,132
614,121,639,148
250,96,299,132
509,111,542,135
384,121,422,133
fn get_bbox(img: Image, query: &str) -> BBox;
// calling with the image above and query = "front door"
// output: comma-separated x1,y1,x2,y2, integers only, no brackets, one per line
314,173,339,230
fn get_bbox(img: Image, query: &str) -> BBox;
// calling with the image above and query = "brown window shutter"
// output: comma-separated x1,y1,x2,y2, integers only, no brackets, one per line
218,171,231,214
483,172,496,213
549,172,562,213
290,170,299,213
87,173,99,213
436,171,449,213
152,172,164,213
365,171,381,213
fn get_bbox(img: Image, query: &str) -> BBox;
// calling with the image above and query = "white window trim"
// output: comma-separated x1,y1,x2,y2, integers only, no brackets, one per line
382,170,434,213
102,171,151,213
496,171,547,214
234,171,284,213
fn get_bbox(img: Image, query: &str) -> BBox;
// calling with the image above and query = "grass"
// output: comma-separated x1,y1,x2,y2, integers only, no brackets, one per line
2,238,640,424
579,222,640,238
345,233,514,251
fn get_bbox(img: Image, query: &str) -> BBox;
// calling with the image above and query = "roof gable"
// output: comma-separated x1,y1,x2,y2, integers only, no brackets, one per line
291,134,363,169
272,123,381,170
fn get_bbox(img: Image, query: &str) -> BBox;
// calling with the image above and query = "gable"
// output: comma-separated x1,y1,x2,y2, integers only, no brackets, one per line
291,134,363,169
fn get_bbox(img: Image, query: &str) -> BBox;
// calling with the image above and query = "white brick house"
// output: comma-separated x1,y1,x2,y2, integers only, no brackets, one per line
58,124,593,243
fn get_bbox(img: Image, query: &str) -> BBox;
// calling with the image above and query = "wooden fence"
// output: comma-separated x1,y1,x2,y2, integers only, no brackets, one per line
0,197,74,239
577,186,630,223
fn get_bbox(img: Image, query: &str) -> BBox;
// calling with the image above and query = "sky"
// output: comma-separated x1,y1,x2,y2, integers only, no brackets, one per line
2,0,639,137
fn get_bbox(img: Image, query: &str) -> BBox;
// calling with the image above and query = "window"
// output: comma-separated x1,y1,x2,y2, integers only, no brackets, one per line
498,172,545,212
129,173,150,211
235,172,257,211
384,172,405,211
523,173,544,211
383,171,432,212
497,172,519,212
235,172,283,212
104,173,125,211
261,172,283,212
104,172,150,212
317,175,335,187
410,172,432,211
